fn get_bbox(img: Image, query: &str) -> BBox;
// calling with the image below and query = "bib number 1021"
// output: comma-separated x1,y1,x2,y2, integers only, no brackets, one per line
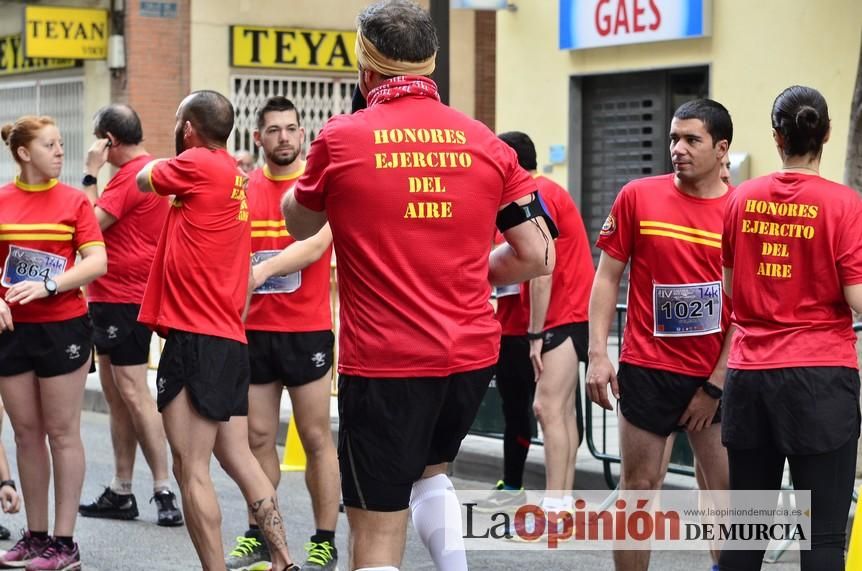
659,298,717,320
653,282,721,337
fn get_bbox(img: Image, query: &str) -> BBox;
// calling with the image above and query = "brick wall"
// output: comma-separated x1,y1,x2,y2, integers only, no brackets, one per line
474,11,496,130
111,0,190,158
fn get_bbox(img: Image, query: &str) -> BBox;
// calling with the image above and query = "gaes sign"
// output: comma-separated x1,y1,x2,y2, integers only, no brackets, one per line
559,0,711,51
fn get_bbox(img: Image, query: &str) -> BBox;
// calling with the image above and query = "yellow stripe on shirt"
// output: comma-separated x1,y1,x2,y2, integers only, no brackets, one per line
251,220,287,229
0,223,75,232
639,229,721,249
0,233,73,241
78,241,105,251
251,230,290,238
639,220,721,240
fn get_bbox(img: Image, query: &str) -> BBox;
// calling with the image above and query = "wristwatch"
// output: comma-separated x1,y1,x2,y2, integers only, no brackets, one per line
701,380,723,399
44,279,58,296
526,331,544,341
82,174,98,187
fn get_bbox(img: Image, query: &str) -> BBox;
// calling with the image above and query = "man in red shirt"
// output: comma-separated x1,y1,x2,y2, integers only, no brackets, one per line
223,96,339,571
499,131,594,516
78,104,182,528
282,2,554,569
136,90,297,571
587,99,734,571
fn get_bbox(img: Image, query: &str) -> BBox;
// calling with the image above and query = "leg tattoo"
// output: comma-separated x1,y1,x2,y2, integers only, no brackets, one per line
249,496,288,553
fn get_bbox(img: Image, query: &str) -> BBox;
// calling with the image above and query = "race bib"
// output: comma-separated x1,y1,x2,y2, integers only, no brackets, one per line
653,281,722,337
2,245,67,288
252,250,301,294
494,284,520,298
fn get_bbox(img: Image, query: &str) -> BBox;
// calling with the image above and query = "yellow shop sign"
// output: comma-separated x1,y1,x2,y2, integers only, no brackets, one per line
231,26,357,72
0,33,76,76
24,6,109,60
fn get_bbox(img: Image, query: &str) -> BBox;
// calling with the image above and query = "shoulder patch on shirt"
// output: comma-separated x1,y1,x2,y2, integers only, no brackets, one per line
600,213,617,236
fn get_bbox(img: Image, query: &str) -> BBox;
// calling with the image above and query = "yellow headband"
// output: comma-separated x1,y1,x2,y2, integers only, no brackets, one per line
355,29,436,77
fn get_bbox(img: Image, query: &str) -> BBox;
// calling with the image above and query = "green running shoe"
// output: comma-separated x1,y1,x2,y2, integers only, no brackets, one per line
300,540,338,571
224,534,271,571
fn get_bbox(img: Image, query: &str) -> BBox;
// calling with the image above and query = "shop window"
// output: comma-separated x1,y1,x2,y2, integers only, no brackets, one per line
0,77,84,187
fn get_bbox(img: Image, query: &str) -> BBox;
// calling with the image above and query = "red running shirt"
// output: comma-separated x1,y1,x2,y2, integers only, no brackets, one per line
522,175,594,329
723,172,862,370
245,165,333,332
88,154,170,304
294,93,537,377
596,174,731,377
0,178,104,323
138,148,251,343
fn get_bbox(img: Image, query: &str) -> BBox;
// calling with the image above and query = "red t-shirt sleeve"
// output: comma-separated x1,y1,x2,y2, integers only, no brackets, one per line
721,192,738,269
294,127,333,212
836,197,862,286
150,152,200,198
595,183,635,263
73,194,104,250
96,169,132,219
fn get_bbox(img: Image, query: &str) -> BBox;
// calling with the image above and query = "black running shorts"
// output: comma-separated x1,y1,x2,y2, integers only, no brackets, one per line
156,330,250,422
91,302,152,366
338,366,494,512
722,366,860,455
247,330,334,387
617,363,721,437
0,315,93,377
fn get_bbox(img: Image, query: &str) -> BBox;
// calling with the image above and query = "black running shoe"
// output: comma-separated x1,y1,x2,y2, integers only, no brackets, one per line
151,490,184,527
79,487,139,520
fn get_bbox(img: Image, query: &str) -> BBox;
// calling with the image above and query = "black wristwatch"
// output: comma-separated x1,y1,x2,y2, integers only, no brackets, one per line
701,380,723,399
526,331,544,341
0,480,15,491
82,174,98,187
44,278,58,296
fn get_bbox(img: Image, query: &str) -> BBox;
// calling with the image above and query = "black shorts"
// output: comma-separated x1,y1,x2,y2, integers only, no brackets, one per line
247,330,334,387
91,302,152,366
540,321,588,362
156,330,250,422
338,366,494,512
0,315,93,378
618,363,721,437
722,366,860,455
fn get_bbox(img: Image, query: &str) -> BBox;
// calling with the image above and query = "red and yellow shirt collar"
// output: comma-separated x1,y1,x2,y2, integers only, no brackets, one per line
14,176,59,192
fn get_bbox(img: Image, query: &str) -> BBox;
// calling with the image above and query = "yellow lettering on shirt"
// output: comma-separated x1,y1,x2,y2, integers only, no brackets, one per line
756,262,792,279
404,201,453,219
408,176,446,193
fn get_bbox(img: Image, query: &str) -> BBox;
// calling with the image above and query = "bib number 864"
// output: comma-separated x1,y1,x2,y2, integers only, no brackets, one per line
15,262,51,281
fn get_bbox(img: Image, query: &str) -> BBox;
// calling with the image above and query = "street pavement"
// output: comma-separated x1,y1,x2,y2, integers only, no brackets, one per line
0,411,802,570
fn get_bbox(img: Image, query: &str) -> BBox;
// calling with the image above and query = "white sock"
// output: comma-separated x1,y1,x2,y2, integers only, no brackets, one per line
410,474,468,571
153,479,172,494
110,477,133,495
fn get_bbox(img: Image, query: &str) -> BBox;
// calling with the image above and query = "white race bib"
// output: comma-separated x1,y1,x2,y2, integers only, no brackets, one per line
653,281,722,337
252,250,301,294
2,245,67,288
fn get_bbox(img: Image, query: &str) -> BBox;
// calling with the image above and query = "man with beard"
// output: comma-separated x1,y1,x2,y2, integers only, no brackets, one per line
136,90,298,571
224,96,339,571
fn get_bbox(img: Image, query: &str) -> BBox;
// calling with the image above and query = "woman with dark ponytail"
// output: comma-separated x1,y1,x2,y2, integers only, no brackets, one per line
720,86,862,570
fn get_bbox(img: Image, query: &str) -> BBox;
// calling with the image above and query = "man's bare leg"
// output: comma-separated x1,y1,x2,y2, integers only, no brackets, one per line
287,371,339,532
111,362,171,485
162,389,223,569
215,416,294,569
688,423,729,565
98,355,137,486
614,413,672,571
533,339,578,497
347,506,409,569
